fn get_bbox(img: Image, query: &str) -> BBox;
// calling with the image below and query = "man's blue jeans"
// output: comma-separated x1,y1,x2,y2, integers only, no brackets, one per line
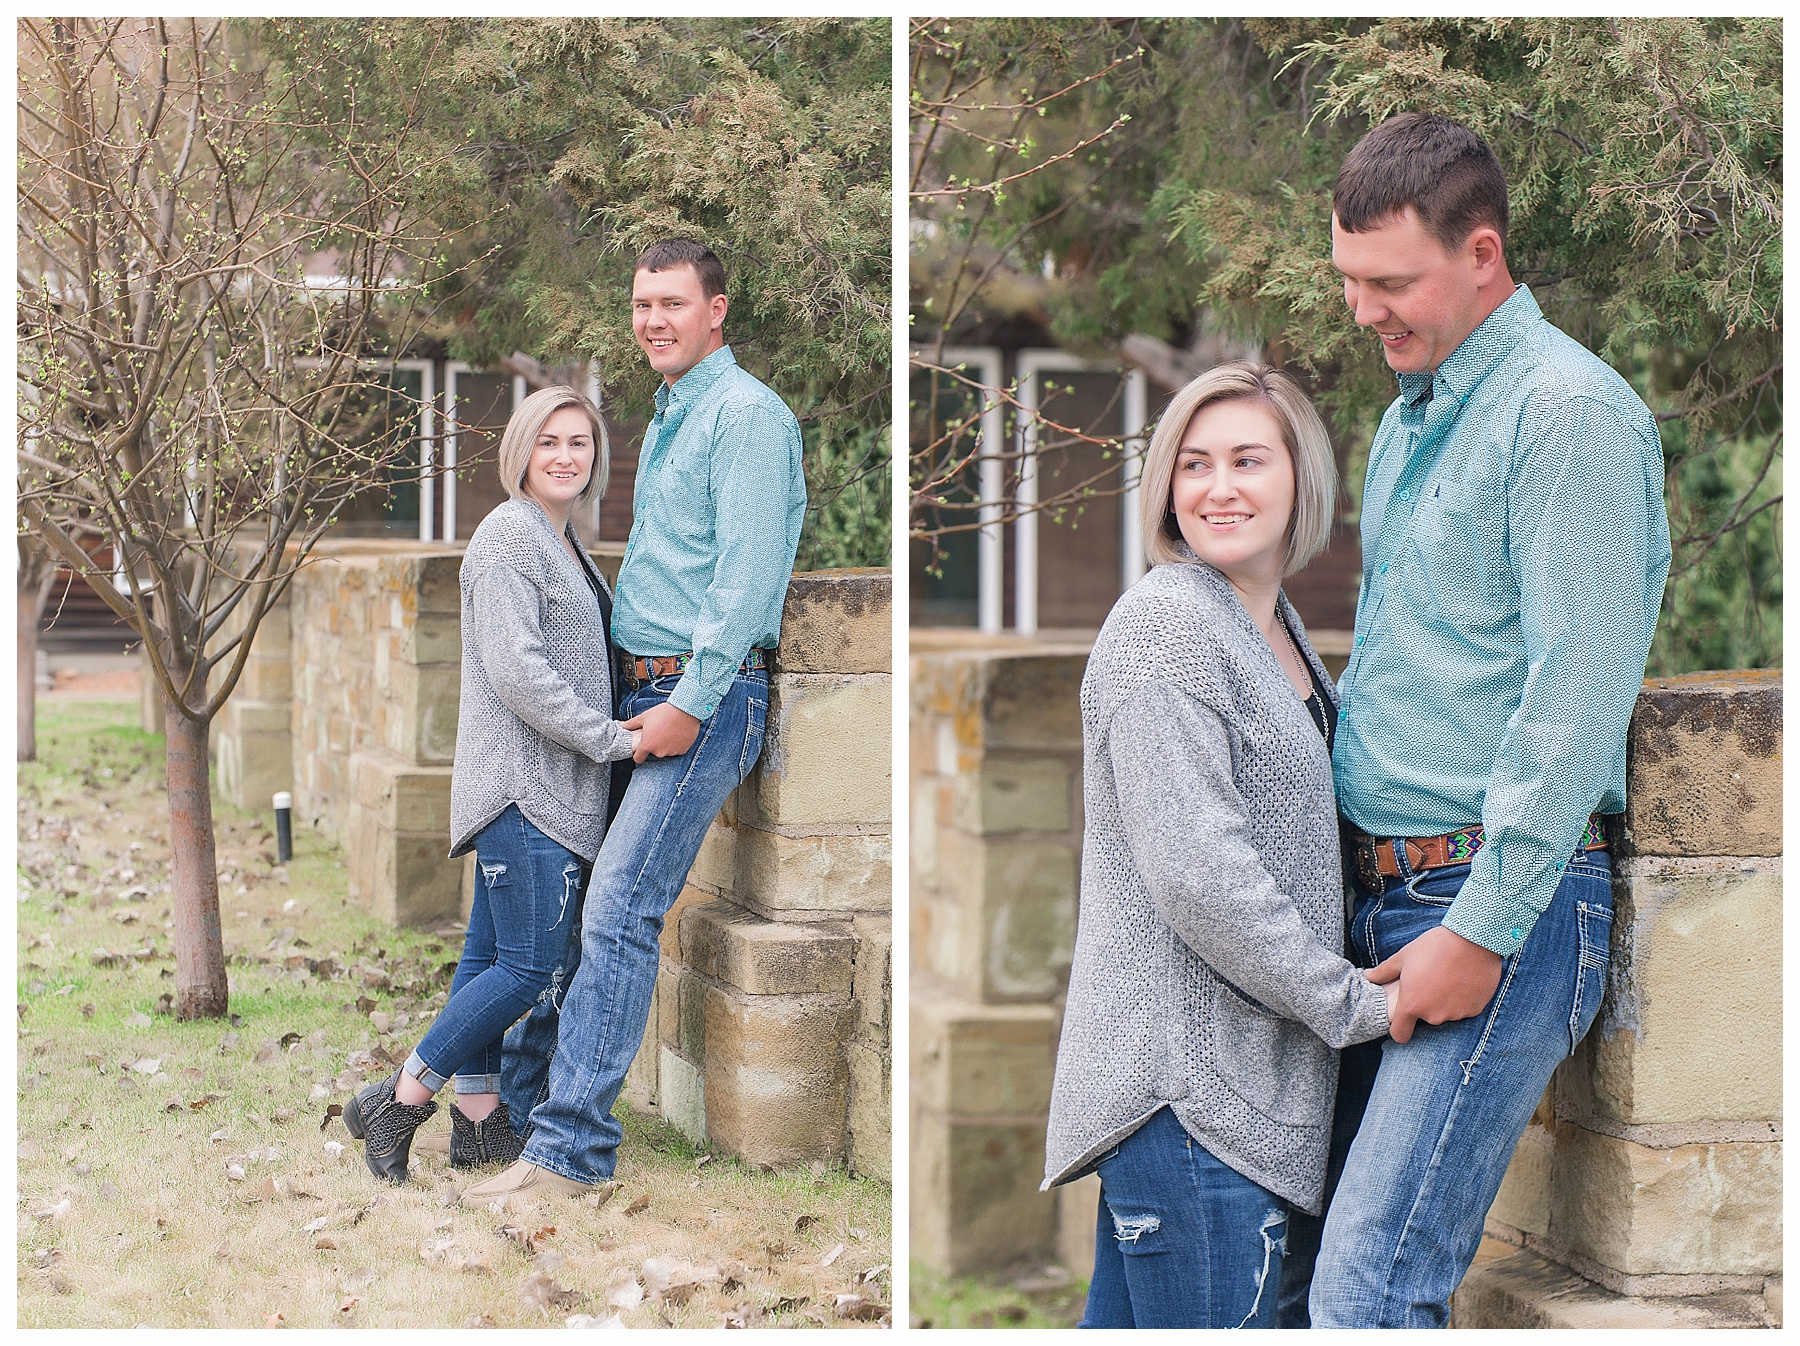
508,665,766,1183
1302,845,1615,1328
1080,1106,1288,1329
404,805,586,1094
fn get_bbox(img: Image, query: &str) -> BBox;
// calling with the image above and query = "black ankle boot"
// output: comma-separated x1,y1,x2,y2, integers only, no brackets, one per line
342,1069,438,1183
450,1100,527,1169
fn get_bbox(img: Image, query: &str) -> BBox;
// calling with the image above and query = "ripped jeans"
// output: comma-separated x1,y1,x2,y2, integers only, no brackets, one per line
404,805,588,1095
1082,1106,1288,1329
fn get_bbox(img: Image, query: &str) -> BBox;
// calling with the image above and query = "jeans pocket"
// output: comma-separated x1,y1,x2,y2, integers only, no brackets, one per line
1567,898,1614,1056
740,690,768,779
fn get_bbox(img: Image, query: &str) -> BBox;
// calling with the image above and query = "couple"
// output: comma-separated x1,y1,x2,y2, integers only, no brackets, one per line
1045,114,1672,1328
343,239,807,1204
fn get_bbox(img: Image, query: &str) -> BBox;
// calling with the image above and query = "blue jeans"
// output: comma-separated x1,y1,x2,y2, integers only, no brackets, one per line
1303,844,1615,1327
1081,1107,1289,1329
513,665,767,1182
404,805,587,1094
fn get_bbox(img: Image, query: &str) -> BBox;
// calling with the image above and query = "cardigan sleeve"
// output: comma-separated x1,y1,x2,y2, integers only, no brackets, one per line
1102,680,1389,1049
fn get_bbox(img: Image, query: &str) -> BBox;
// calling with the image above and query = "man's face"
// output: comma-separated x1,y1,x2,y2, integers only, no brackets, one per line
1331,207,1491,375
631,264,727,385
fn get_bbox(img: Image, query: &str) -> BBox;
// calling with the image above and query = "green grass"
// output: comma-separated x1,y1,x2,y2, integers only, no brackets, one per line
19,698,891,1327
909,1260,1087,1329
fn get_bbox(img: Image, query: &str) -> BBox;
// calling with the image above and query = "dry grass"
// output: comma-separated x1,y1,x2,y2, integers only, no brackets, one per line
17,698,892,1328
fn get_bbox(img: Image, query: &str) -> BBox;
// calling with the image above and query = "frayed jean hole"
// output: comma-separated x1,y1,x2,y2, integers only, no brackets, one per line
554,862,580,929
1110,1212,1160,1245
480,861,507,887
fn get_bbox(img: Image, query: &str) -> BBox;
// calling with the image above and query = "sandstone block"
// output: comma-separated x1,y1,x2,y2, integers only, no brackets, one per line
414,552,466,613
1625,671,1780,857
911,988,1059,1115
401,611,461,666
677,968,706,1061
659,884,715,962
1453,1246,1770,1329
688,821,737,893
1489,1119,1555,1237
1550,1127,1782,1277
386,661,460,765
749,675,891,827
846,1040,892,1181
852,915,892,1042
731,827,892,918
656,964,679,1050
625,994,660,1111
910,779,941,890
681,900,855,995
1572,860,1781,1127
701,983,852,1167
349,751,454,833
911,1105,1056,1273
952,752,1077,835
975,651,1089,751
775,569,891,674
659,1045,706,1146
935,828,1078,1001
1057,1174,1102,1279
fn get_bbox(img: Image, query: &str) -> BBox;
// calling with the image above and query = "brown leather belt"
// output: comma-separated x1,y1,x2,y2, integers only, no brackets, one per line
1346,816,1608,891
619,647,769,685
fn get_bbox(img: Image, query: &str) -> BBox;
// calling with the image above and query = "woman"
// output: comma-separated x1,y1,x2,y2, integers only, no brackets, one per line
1043,363,1393,1328
345,386,638,1183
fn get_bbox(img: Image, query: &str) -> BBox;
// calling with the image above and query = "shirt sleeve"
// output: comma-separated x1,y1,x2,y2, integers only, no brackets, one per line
1443,396,1668,955
466,559,636,765
666,398,804,720
1106,681,1391,1049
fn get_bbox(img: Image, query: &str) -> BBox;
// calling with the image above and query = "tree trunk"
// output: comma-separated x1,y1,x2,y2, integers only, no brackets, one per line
17,545,60,762
165,692,230,1018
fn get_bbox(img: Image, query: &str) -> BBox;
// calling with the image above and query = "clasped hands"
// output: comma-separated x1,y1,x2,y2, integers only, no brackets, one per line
1364,925,1504,1044
622,701,701,763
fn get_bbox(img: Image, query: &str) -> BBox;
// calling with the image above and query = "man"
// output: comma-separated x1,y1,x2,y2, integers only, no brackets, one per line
1293,114,1671,1326
464,238,806,1202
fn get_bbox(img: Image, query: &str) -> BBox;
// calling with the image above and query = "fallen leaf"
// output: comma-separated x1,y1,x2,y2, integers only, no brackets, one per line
209,1129,228,1144
263,1312,285,1328
605,1269,644,1311
833,1293,885,1321
252,1039,280,1065
272,1107,295,1124
420,1237,458,1265
695,1153,713,1168
278,1031,302,1049
153,994,173,1015
339,1296,360,1314
585,1181,620,1210
433,1217,454,1232
641,1257,718,1304
857,1263,890,1285
323,1141,345,1160
34,1198,72,1222
794,1213,818,1233
565,1314,623,1328
624,1194,650,1216
164,1098,186,1113
226,1164,247,1181
303,1216,329,1233
849,1226,869,1240
518,1269,580,1315
129,1057,161,1075
313,1237,337,1251
765,1240,791,1260
320,1104,343,1132
820,1242,846,1268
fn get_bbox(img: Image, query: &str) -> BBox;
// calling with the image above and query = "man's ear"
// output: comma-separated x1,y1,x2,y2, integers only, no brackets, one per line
1468,225,1506,287
709,291,728,333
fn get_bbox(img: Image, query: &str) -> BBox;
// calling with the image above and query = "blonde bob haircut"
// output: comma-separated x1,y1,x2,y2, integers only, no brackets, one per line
496,385,611,506
1138,362,1337,576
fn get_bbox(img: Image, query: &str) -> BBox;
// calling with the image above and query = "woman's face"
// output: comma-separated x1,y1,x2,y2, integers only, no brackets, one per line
522,405,597,516
1168,397,1296,589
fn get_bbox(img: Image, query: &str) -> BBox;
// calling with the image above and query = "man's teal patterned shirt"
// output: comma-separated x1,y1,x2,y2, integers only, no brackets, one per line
1333,285,1672,956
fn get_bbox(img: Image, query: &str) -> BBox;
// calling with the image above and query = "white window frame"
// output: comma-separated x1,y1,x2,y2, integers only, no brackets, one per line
444,363,527,543
924,344,1005,634
1014,351,1147,636
390,358,436,543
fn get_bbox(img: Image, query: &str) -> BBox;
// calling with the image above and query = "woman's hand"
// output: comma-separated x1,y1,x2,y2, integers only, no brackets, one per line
628,728,643,757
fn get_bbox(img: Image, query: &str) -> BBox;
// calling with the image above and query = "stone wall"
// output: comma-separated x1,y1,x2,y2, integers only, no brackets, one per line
210,547,892,1178
908,637,1781,1327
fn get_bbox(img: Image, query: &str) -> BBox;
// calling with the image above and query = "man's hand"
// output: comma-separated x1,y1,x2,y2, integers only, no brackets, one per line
622,702,701,762
1366,925,1504,1044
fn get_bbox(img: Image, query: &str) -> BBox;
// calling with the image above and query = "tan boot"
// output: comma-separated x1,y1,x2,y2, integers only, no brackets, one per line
460,1158,590,1206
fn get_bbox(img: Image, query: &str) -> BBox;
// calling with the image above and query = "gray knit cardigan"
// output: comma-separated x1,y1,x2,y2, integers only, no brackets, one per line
1043,560,1390,1215
448,498,636,861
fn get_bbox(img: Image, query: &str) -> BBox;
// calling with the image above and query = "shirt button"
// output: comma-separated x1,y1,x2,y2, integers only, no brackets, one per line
1380,563,1389,575
1511,928,1523,940
1398,487,1415,502
1355,635,1364,646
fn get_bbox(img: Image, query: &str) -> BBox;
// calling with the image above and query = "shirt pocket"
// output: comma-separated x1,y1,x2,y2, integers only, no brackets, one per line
1403,480,1509,623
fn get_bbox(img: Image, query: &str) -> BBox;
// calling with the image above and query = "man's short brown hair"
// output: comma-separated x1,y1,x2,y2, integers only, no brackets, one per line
1334,112,1508,253
635,239,727,301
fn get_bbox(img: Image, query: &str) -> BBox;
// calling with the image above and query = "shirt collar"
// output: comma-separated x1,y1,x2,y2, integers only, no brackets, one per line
1397,284,1541,412
653,344,736,416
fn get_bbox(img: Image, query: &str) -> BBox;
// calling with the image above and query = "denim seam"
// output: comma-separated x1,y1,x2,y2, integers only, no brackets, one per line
1457,945,1526,1085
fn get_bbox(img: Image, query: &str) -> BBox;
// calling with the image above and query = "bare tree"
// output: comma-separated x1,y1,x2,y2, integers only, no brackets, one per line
17,532,67,762
17,18,462,1017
